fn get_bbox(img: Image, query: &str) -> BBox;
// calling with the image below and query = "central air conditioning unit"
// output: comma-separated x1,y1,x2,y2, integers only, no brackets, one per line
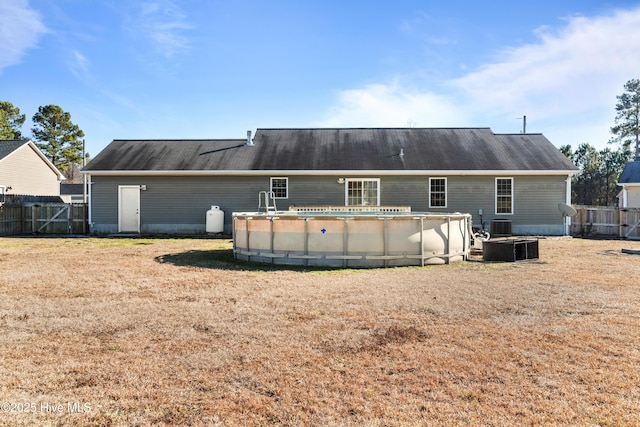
491,219,512,237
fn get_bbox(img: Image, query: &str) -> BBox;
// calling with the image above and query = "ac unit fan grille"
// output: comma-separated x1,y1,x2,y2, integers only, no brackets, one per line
491,220,512,237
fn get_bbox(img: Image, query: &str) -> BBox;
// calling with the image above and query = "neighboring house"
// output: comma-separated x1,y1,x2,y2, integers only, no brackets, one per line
82,128,578,235
618,157,640,208
0,139,65,198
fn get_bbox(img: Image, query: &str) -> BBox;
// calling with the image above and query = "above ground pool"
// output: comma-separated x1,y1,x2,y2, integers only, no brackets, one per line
232,207,472,268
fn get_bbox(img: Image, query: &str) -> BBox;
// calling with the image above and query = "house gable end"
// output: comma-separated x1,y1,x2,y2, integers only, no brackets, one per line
0,140,64,196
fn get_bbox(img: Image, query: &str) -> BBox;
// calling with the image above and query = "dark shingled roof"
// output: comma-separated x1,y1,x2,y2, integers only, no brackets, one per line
60,183,85,195
84,139,250,171
83,128,578,172
619,159,640,184
0,140,28,161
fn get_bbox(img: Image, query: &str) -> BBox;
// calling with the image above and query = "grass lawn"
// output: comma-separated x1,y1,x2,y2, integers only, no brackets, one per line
0,236,639,426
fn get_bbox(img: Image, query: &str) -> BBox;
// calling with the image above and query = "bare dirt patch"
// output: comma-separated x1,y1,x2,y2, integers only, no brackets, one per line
0,237,639,426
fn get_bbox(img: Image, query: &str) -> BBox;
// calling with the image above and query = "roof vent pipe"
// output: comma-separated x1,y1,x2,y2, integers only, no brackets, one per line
246,130,254,146
399,148,404,157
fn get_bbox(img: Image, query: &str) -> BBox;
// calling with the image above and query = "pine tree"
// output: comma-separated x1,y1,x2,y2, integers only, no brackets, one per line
0,101,26,140
31,105,85,173
610,79,640,158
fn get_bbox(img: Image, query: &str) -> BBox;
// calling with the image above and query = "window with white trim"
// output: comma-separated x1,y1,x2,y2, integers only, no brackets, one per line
270,177,288,199
495,177,513,214
346,178,380,206
429,177,447,208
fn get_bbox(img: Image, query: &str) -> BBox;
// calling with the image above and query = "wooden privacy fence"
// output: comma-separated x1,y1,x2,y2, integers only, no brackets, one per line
570,205,640,239
0,203,87,236
0,205,23,236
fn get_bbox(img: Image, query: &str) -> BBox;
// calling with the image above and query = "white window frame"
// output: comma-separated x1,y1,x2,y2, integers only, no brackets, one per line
495,177,514,215
270,177,288,199
429,177,447,208
345,178,380,206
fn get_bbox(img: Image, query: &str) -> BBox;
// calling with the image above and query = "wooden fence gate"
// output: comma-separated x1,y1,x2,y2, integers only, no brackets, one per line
0,203,87,236
570,205,640,239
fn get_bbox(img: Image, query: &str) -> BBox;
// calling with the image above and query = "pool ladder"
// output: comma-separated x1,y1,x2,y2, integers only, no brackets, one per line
258,191,277,213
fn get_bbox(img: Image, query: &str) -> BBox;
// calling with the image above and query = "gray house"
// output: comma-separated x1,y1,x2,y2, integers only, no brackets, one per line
82,128,578,235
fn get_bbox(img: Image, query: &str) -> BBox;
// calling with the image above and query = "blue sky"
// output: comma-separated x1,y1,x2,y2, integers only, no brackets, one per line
1,0,640,158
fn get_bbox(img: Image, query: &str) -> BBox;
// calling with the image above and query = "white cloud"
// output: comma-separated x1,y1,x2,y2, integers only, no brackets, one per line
69,50,90,81
130,0,195,58
452,7,640,119
318,80,463,128
0,0,46,72
321,6,640,148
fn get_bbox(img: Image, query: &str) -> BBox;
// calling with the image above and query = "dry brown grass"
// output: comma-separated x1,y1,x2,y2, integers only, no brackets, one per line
0,236,639,426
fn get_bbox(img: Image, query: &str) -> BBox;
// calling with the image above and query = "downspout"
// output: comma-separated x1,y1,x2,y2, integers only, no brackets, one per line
87,174,92,232
619,187,627,238
82,139,87,205
565,174,572,235
83,173,88,204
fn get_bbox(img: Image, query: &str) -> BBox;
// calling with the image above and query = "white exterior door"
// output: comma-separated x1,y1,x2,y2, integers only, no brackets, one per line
118,185,140,233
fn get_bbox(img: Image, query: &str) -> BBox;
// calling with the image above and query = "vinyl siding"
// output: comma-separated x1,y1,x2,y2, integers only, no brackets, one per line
89,174,569,235
381,175,567,234
90,176,266,233
627,187,640,208
0,144,61,196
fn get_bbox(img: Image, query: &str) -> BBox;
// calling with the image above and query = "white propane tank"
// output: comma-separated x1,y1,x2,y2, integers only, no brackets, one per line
206,205,224,233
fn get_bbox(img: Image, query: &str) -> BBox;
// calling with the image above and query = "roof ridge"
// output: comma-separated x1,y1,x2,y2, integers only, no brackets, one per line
496,133,543,136
110,138,246,142
256,127,492,131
